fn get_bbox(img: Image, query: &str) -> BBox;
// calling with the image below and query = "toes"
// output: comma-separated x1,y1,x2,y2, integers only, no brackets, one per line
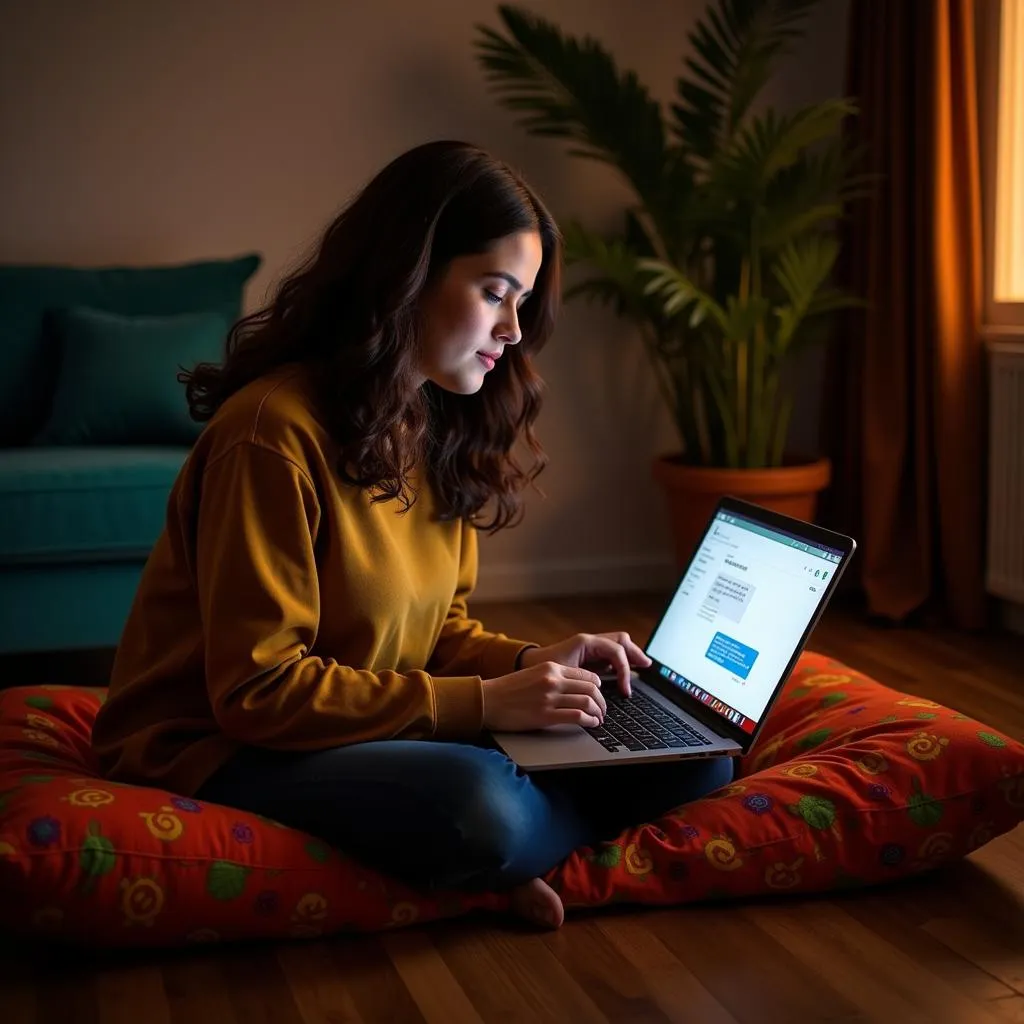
510,878,564,930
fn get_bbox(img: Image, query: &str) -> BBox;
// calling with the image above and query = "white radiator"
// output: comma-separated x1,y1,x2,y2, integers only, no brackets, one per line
986,341,1024,602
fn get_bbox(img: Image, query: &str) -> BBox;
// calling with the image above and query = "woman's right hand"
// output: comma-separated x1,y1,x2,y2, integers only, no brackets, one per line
481,661,607,732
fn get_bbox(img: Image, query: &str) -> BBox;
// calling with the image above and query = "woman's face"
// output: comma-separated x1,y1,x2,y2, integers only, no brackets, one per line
417,230,544,394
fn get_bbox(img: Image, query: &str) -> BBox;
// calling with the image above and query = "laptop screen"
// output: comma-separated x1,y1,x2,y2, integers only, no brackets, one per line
645,507,848,736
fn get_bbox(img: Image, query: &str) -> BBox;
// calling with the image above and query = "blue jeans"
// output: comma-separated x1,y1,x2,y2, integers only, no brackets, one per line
195,739,735,891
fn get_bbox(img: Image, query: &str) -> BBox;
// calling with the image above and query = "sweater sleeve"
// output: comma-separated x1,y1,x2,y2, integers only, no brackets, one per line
426,522,538,680
195,443,483,748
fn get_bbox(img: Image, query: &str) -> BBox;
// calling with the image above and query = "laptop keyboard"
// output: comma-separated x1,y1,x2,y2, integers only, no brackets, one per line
585,689,713,753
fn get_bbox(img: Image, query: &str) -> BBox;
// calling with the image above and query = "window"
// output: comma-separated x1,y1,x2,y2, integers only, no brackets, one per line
993,0,1024,302
980,0,1024,328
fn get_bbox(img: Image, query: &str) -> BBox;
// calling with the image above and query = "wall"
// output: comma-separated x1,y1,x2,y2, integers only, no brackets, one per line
0,0,849,600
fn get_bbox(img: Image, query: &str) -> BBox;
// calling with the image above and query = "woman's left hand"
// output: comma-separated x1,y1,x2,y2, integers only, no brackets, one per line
520,632,652,697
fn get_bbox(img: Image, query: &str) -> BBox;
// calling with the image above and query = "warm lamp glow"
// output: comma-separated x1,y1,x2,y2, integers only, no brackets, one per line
994,0,1024,301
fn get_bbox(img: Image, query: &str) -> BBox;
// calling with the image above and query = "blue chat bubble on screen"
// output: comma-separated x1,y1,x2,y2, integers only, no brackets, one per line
705,632,759,679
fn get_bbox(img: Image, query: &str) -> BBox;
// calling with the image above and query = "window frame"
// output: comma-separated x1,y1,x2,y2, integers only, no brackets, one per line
979,0,1024,331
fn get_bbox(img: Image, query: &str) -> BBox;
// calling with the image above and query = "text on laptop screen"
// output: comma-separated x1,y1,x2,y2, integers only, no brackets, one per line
646,510,845,735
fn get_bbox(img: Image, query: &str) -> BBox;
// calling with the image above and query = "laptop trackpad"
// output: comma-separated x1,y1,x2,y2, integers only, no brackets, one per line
490,725,619,770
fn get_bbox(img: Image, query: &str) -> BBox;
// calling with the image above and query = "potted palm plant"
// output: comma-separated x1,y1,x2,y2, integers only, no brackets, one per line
475,0,863,566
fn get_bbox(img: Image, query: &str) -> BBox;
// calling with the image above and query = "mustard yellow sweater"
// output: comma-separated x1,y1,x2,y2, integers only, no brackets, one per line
91,365,534,796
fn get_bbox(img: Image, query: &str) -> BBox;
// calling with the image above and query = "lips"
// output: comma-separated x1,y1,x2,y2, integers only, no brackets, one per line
477,352,496,370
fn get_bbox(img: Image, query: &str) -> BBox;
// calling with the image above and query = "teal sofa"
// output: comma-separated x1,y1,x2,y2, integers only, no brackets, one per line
0,254,260,654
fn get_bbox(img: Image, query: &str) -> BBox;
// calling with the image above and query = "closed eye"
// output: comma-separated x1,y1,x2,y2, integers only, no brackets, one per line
483,289,504,305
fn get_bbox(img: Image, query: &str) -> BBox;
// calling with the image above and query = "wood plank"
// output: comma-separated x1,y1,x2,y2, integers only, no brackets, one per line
433,919,560,1023
991,995,1024,1022
33,965,99,1024
541,917,674,1023
219,947,305,1024
327,935,428,1024
478,930,609,1023
595,914,740,1024
378,929,485,1024
824,890,1015,1002
94,965,172,1024
922,917,1024,997
275,942,365,1024
648,903,863,1022
161,956,238,1024
970,828,1024,897
746,900,1008,1023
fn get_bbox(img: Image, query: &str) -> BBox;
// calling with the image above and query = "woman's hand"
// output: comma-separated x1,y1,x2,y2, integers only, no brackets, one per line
481,662,607,732
520,632,652,697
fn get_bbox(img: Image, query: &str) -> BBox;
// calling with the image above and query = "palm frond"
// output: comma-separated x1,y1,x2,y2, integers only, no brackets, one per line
759,140,854,248
806,288,865,318
475,6,668,210
672,0,818,165
721,293,772,342
770,235,849,351
561,221,658,321
712,100,857,200
639,258,729,330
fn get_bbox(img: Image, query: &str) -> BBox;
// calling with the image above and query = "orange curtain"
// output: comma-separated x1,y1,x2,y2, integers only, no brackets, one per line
823,0,987,628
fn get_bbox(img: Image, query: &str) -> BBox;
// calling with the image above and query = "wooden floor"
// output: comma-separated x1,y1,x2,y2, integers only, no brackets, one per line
3,593,1023,1024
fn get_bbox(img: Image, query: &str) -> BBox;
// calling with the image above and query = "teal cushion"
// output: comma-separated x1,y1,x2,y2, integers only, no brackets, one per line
0,446,188,564
34,306,229,445
0,564,148,653
0,253,260,444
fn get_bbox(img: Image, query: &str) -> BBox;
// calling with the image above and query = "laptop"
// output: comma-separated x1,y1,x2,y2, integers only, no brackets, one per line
491,496,856,770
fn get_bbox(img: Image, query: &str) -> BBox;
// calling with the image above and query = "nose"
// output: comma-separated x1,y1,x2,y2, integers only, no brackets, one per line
495,306,522,346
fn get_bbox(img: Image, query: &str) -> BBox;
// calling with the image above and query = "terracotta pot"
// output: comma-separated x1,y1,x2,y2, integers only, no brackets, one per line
652,456,832,570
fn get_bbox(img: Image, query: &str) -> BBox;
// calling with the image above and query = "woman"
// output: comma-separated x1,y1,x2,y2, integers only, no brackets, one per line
92,140,733,929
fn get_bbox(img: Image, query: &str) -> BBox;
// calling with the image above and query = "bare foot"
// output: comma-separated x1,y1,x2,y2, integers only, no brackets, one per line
509,877,565,930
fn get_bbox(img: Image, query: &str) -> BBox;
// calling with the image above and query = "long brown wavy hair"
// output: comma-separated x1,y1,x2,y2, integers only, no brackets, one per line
181,140,562,531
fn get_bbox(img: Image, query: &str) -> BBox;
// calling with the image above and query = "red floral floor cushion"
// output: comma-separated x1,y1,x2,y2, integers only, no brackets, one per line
1,651,1022,947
